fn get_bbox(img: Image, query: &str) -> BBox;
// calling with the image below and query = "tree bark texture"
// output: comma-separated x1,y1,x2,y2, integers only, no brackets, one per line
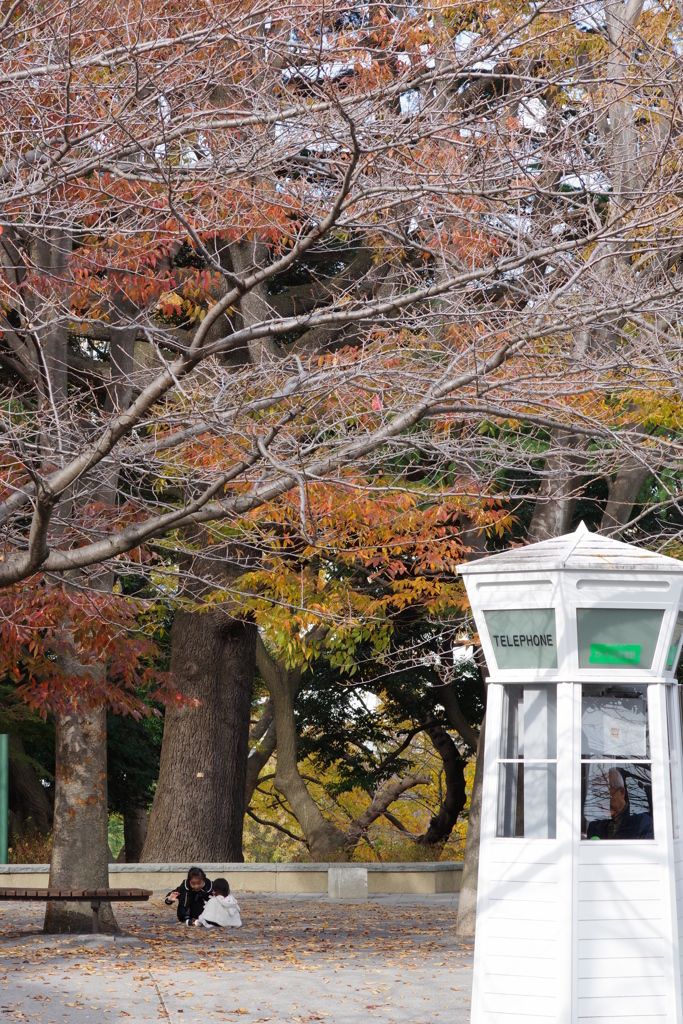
527,438,585,542
527,332,591,542
417,722,468,847
27,224,117,934
600,459,651,535
123,807,148,863
44,704,117,933
105,326,137,413
229,239,280,362
142,612,256,862
29,227,72,405
245,710,277,807
456,713,486,941
8,734,53,838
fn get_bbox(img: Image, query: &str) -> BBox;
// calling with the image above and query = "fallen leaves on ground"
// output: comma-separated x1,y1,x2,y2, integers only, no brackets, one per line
0,896,472,1024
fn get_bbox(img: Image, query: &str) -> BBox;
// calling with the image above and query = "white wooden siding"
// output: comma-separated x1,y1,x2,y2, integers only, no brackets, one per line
472,682,573,1024
577,844,669,1023
674,838,683,991
478,844,559,1023
667,684,683,996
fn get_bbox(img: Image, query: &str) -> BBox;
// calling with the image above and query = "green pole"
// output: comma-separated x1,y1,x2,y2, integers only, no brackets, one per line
0,735,8,864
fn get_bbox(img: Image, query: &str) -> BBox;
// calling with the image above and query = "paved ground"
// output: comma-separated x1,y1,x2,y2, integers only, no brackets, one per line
0,893,473,1023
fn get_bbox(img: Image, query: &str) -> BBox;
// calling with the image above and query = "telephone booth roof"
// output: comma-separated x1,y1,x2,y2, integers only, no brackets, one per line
457,521,683,577
456,523,683,683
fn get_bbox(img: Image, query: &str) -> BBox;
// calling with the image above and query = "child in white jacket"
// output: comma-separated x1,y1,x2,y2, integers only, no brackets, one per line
195,878,242,929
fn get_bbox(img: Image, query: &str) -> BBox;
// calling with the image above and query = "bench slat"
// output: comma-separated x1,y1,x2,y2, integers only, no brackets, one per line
0,887,152,901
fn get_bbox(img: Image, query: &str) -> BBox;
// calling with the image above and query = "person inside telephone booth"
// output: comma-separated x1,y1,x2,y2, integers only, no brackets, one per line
585,766,654,840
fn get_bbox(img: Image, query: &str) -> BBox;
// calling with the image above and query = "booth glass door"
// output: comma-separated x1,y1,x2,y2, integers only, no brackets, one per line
497,684,557,839
580,684,653,840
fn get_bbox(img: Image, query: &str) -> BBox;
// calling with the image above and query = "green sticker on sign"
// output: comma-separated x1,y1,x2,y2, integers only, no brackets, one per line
589,643,641,666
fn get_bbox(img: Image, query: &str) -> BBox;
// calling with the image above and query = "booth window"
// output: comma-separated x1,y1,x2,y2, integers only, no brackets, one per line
484,608,558,670
666,685,682,839
667,611,683,671
581,685,654,840
577,608,664,670
497,685,557,838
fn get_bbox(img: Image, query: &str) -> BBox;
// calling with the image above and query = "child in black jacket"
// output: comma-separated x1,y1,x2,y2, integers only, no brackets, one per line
165,866,212,924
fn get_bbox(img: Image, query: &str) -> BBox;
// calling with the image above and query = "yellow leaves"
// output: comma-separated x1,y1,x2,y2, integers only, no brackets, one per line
621,389,683,432
157,289,183,312
246,733,474,864
156,289,206,324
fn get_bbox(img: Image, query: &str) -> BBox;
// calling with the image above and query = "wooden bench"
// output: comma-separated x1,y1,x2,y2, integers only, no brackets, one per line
0,888,153,933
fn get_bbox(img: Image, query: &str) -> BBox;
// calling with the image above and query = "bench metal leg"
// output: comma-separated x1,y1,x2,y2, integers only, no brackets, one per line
90,900,100,934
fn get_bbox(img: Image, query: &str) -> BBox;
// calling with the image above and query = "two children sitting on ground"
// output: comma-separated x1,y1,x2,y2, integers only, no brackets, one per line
165,866,242,928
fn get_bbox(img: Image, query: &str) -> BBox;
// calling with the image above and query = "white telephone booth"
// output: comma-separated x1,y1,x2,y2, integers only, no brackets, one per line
458,523,683,1024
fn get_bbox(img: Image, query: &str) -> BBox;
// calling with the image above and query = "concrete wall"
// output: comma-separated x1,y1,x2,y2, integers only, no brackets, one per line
0,861,462,895
0,866,49,888
369,863,461,895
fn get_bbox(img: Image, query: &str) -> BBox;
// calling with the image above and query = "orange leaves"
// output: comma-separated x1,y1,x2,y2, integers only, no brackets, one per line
0,580,178,717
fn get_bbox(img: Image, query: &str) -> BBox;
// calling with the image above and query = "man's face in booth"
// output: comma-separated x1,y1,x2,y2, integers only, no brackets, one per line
608,769,627,818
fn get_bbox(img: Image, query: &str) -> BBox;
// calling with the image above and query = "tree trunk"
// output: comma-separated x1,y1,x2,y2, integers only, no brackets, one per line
439,686,480,752
122,807,147,863
105,326,137,413
456,713,486,941
8,735,53,838
417,722,468,847
245,712,277,807
255,639,446,857
142,612,256,862
527,440,584,542
458,513,488,561
527,332,591,542
255,636,346,859
44,705,117,933
29,227,72,405
27,224,118,935
229,239,280,362
600,460,651,536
